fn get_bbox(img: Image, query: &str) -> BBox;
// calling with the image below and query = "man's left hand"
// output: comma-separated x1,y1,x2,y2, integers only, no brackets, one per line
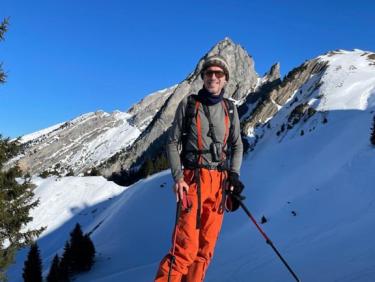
228,171,244,195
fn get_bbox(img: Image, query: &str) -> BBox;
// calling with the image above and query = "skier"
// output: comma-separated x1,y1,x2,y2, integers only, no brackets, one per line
155,54,244,282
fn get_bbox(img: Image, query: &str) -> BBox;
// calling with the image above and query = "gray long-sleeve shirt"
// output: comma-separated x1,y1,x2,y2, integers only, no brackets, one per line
166,94,243,182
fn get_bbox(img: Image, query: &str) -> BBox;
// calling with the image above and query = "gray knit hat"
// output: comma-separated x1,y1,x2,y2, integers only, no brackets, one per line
201,55,230,81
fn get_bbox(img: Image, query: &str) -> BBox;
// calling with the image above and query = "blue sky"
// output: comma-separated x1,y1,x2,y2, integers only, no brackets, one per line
1,0,374,138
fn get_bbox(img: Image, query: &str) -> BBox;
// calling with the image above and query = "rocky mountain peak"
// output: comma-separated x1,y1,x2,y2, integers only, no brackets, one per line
263,62,281,83
188,37,258,100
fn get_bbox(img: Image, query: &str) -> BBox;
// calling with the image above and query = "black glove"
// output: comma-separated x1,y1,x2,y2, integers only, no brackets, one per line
228,172,245,195
225,172,245,212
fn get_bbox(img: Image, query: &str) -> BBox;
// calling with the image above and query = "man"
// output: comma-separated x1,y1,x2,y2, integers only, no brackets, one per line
155,55,244,282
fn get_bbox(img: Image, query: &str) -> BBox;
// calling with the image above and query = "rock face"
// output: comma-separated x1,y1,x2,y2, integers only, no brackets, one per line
127,85,178,131
241,58,328,137
98,38,260,177
263,62,281,84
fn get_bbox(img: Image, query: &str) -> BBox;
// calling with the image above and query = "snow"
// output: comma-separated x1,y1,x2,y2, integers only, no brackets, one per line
7,50,375,281
27,176,126,236
20,111,100,144
58,115,140,167
317,50,375,111
148,84,179,96
17,122,66,143
7,175,127,280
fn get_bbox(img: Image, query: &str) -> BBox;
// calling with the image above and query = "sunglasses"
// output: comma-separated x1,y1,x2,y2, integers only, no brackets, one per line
204,70,226,79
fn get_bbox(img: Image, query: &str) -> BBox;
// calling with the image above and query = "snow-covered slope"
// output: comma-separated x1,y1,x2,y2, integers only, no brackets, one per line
317,49,375,111
7,49,375,281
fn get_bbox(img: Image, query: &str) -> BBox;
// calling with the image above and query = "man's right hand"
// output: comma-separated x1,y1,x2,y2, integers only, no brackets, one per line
174,178,189,202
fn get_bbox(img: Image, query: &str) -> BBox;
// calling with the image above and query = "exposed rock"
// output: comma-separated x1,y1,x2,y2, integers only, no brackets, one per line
263,62,281,83
127,85,177,130
238,62,281,120
241,58,328,135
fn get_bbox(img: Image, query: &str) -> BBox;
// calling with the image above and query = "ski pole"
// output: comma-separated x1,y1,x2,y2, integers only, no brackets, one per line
168,200,181,282
233,195,301,282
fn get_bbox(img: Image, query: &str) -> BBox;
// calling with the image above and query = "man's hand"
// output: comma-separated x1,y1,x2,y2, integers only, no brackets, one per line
174,178,190,202
226,172,245,212
228,172,244,195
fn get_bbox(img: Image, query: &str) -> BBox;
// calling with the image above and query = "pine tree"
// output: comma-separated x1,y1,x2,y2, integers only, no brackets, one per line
0,146,45,280
22,243,42,282
81,234,95,271
0,18,9,84
64,223,96,273
69,223,85,273
141,159,154,177
47,254,61,282
154,153,169,173
0,19,44,281
57,225,96,281
371,115,375,146
59,241,72,281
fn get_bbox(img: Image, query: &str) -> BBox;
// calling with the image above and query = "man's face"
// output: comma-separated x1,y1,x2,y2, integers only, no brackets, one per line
203,65,227,95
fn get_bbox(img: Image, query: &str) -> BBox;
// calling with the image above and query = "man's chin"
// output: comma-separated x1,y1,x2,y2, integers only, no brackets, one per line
206,87,220,95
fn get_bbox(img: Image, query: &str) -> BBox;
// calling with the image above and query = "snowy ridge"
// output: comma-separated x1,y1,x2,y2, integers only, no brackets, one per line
146,84,178,98
18,122,66,143
20,112,100,144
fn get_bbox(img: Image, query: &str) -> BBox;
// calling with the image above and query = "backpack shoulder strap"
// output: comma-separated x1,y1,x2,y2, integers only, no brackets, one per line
183,94,198,134
223,98,235,143
181,95,199,150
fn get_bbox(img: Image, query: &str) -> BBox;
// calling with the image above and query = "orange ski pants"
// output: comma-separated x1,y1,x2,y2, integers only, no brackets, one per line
155,168,227,282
